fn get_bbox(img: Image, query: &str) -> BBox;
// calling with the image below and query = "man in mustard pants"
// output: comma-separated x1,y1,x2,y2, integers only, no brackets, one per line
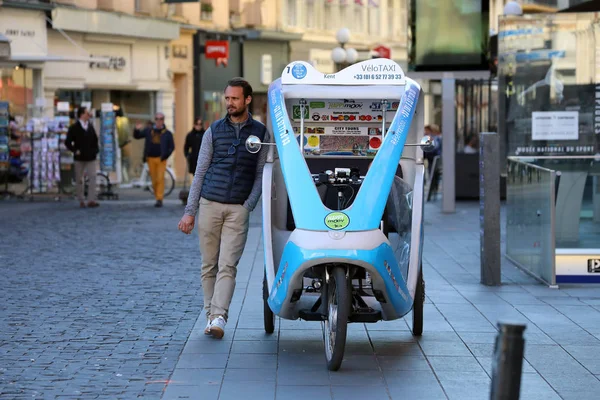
133,112,175,207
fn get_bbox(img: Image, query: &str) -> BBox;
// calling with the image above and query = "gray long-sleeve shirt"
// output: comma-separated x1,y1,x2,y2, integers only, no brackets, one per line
184,125,269,217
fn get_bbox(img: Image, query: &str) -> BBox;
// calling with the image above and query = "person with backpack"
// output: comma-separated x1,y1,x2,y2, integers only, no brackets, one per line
133,112,175,207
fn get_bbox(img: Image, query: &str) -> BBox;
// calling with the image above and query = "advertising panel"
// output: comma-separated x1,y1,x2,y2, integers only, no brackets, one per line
288,98,397,157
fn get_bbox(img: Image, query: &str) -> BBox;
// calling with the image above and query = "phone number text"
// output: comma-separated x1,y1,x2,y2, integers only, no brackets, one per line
353,74,403,80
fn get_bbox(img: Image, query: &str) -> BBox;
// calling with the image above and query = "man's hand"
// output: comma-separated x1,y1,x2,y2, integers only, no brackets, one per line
178,214,195,234
135,122,143,130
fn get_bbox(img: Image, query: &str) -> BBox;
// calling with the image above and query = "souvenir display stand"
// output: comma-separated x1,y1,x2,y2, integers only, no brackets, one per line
96,103,121,200
0,101,11,197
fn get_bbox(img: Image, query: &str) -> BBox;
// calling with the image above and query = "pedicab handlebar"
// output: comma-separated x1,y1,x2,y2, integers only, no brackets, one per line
245,135,435,155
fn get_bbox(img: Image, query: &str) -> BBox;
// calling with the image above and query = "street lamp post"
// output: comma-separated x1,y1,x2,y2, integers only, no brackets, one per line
331,28,358,72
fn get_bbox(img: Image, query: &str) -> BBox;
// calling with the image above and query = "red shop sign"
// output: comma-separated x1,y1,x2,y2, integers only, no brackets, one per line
373,45,391,59
205,40,229,59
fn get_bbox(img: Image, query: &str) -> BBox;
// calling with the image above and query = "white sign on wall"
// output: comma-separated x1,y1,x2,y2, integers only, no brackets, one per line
83,42,132,85
531,111,579,141
0,9,48,57
56,102,70,112
261,54,273,85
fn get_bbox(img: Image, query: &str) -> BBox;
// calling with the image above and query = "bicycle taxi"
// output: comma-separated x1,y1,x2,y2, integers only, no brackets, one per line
245,58,432,370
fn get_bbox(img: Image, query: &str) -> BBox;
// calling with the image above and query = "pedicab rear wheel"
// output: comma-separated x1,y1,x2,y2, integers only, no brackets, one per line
263,271,275,334
323,266,350,371
411,266,425,336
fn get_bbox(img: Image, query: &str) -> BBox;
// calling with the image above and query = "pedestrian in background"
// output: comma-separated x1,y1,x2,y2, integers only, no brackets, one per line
177,78,268,339
184,117,205,175
65,106,100,208
133,112,175,207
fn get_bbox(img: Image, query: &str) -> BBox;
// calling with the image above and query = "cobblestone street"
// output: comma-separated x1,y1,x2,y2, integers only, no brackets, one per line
0,194,204,399
2,193,600,400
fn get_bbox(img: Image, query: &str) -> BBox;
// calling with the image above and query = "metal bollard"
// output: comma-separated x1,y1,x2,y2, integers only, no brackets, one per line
490,322,527,400
479,132,501,286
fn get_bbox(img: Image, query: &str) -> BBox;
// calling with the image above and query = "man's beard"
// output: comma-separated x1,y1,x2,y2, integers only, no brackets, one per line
228,106,247,118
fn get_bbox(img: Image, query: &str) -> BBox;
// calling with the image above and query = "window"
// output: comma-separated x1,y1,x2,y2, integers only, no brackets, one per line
388,2,395,38
305,0,316,29
287,0,297,26
174,4,184,17
341,2,351,27
201,2,213,21
134,0,150,13
0,67,34,119
368,4,380,36
353,3,363,33
323,1,333,30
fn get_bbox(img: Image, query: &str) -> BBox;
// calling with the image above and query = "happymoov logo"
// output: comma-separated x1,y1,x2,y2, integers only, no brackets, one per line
292,63,307,79
325,212,350,230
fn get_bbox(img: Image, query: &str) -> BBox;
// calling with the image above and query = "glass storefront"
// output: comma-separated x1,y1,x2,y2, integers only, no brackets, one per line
499,13,600,283
109,90,154,181
498,13,599,159
0,67,34,121
52,89,154,182
202,91,226,126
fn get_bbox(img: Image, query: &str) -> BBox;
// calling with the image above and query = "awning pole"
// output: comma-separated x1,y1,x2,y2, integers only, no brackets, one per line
45,16,92,58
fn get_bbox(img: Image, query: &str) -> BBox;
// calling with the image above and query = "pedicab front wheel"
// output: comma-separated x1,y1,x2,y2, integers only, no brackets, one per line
263,271,275,334
411,266,425,336
323,266,350,371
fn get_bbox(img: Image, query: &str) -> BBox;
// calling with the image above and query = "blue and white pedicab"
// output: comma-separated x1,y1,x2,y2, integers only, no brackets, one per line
244,59,432,371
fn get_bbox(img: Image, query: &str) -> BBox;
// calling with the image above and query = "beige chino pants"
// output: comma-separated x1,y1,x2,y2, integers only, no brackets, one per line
74,161,97,202
198,197,250,321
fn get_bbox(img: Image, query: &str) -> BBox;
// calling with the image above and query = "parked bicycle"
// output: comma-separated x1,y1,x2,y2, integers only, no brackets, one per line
126,162,176,197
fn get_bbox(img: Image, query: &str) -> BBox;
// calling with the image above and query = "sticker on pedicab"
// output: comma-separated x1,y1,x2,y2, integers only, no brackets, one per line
293,105,309,119
325,212,350,230
369,136,382,150
291,63,308,80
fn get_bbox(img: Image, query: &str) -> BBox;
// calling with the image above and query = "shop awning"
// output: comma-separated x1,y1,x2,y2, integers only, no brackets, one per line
0,33,10,59
0,14,110,66
558,0,600,12
51,6,180,41
236,29,304,42
8,55,111,63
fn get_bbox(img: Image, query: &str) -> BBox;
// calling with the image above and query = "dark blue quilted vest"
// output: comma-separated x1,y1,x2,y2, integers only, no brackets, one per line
200,116,266,204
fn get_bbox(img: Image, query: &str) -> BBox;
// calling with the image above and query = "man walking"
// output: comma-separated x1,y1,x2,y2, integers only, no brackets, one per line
65,107,100,208
133,112,175,207
184,117,205,175
177,78,268,339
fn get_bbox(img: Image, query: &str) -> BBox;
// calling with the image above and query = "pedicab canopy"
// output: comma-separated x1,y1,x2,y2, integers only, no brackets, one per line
267,58,421,232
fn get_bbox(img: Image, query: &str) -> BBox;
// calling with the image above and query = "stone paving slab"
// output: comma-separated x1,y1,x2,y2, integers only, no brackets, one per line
163,201,600,400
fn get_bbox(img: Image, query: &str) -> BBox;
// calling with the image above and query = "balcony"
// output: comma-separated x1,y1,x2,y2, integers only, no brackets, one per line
97,0,134,14
53,0,98,8
229,0,241,14
242,0,263,28
200,0,213,22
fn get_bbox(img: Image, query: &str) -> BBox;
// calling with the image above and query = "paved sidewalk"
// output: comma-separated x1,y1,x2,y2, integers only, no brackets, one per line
163,201,600,400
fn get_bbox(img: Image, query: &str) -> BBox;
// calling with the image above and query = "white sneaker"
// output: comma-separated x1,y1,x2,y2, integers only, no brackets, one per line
209,316,226,339
204,320,211,335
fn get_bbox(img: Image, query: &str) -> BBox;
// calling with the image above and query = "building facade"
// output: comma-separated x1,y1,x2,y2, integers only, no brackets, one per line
280,0,408,70
42,1,181,182
0,1,52,121
2,0,411,185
